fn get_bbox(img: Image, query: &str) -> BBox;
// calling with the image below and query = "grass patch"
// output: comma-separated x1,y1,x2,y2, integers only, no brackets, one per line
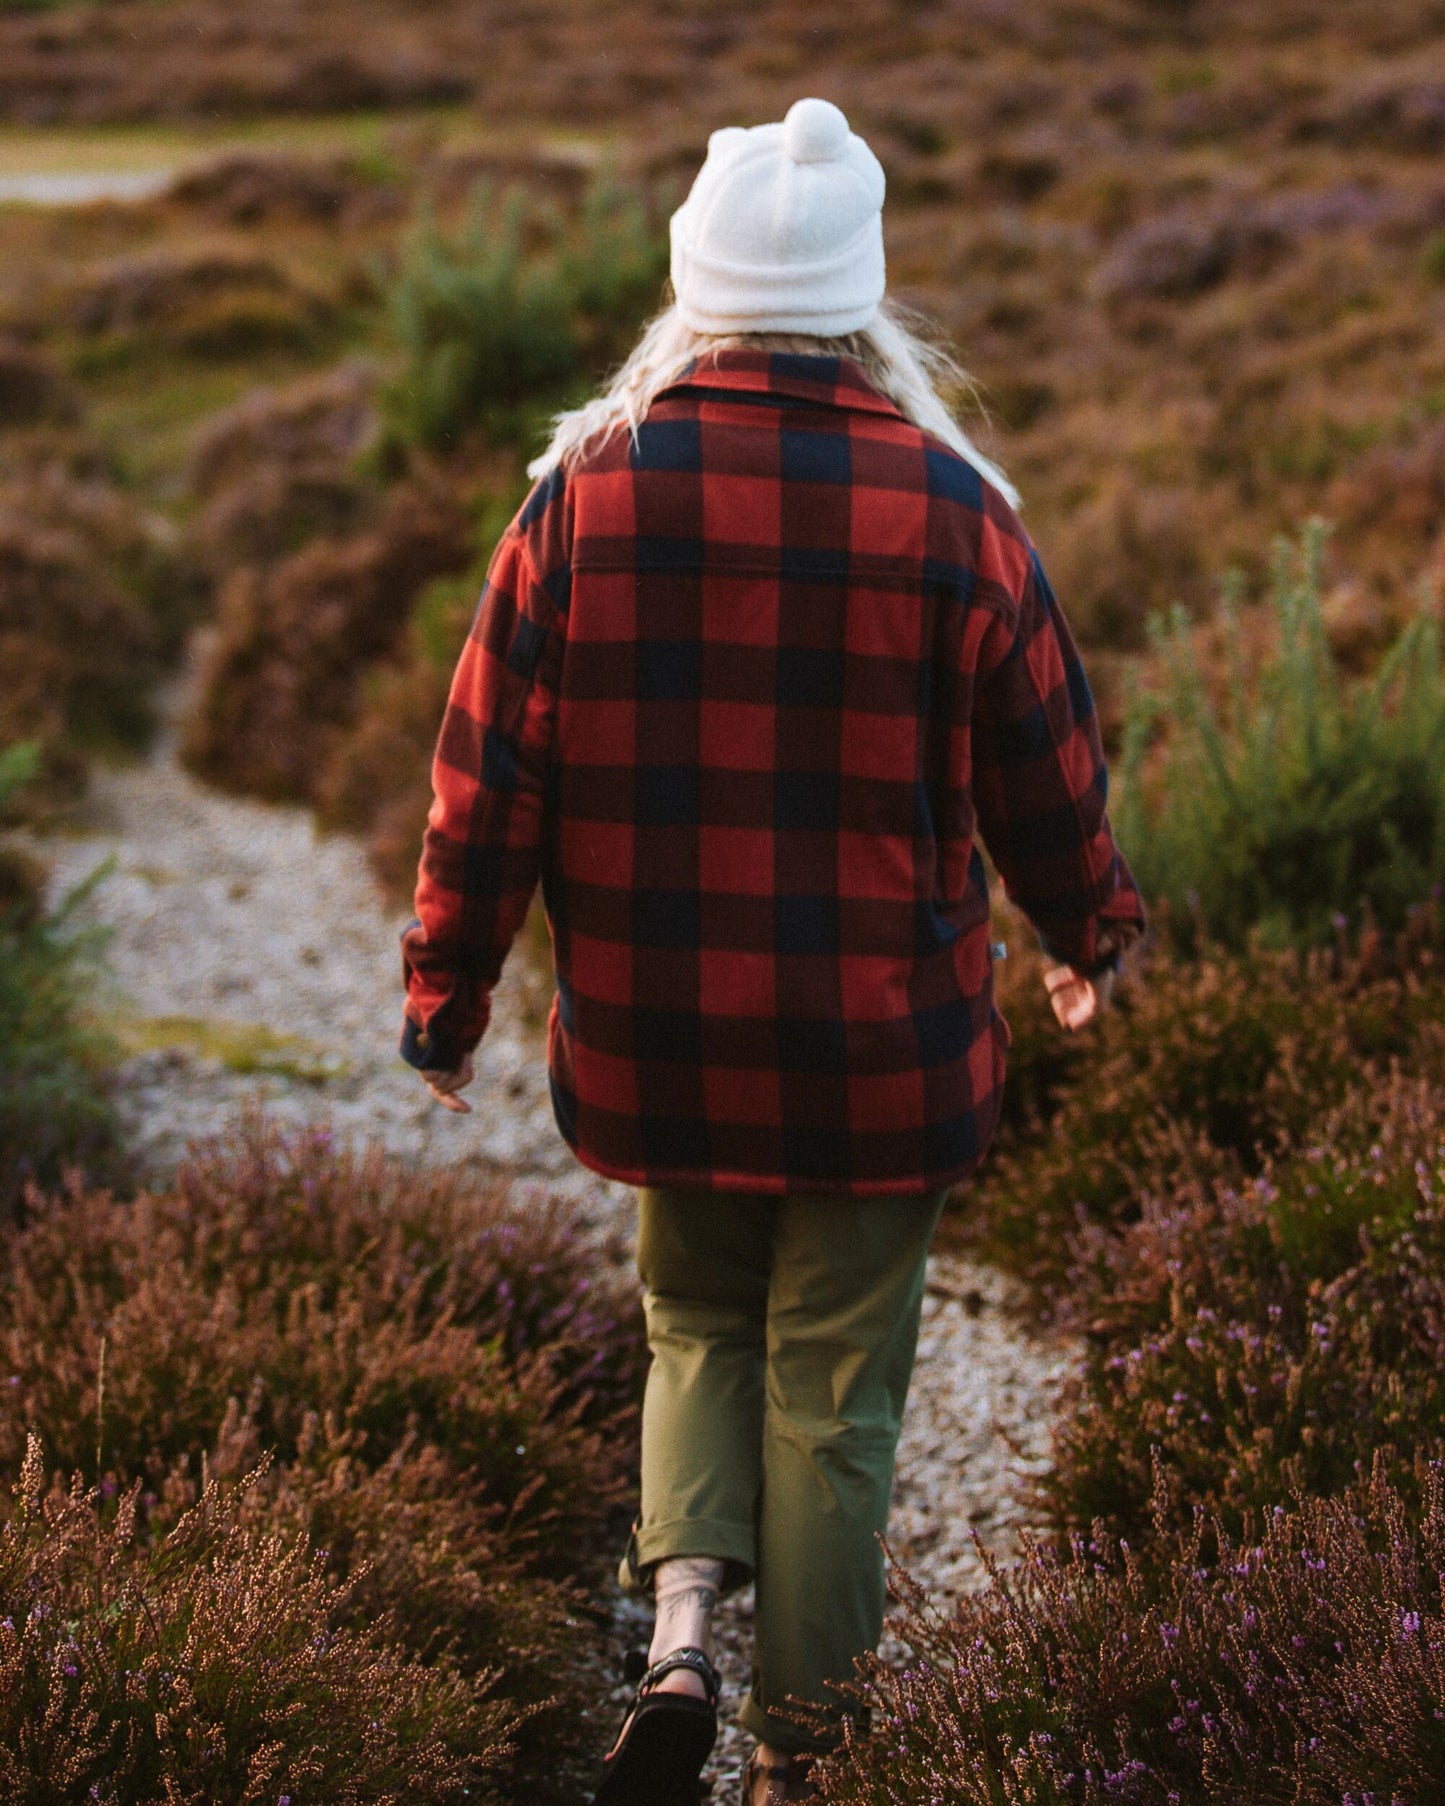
0,108,476,177
111,1012,349,1084
83,347,358,505
0,745,126,1211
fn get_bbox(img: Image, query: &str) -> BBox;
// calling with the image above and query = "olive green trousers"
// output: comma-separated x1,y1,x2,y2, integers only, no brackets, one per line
619,1183,949,1755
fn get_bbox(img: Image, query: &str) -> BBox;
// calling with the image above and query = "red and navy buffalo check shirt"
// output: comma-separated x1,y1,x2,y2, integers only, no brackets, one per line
401,348,1146,1195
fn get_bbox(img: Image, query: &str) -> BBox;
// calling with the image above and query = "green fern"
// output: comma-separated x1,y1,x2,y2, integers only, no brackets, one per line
1114,519,1445,957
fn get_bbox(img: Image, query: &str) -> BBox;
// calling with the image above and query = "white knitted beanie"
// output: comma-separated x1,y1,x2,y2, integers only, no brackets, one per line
669,97,887,336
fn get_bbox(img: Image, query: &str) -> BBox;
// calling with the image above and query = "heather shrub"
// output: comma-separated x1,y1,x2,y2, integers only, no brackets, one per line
190,458,372,579
181,478,472,800
187,361,378,502
380,171,668,454
0,1438,516,1804
1326,418,1445,598
184,362,378,577
1091,205,1285,306
1114,518,1445,960
1299,69,1445,154
0,1117,646,1791
170,150,401,228
0,743,124,1212
966,898,1445,1293
1048,1071,1445,1556
0,473,163,784
0,402,203,810
316,650,455,893
62,245,334,369
0,1115,642,1516
1040,476,1240,650
316,479,529,893
0,335,78,427
816,1453,1445,1806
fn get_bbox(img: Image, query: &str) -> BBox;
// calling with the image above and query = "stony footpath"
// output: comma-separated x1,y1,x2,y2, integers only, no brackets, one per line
22,687,1079,1798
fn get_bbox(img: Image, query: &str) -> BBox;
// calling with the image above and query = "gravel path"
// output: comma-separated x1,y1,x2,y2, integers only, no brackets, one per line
21,677,1080,1799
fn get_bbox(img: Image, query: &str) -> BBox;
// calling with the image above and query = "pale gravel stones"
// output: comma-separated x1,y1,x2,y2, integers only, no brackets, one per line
19,696,1081,1799
23,701,621,1215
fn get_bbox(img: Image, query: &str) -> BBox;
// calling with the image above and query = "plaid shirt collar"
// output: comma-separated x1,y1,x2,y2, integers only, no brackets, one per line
657,346,906,420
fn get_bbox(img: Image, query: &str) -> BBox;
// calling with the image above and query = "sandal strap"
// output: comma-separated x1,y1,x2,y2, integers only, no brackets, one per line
639,1645,721,1709
743,1752,816,1803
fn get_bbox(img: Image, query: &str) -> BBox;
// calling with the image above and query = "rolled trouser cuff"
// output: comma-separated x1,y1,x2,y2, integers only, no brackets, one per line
618,1514,756,1597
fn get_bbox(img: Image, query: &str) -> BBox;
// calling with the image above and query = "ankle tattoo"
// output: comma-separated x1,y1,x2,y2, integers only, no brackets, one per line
650,1556,725,1664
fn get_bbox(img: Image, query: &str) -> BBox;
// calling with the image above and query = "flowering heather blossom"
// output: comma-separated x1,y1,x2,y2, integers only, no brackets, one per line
820,897,1445,1800
813,1455,1445,1805
0,1436,514,1802
0,1114,646,1802
964,892,1445,1298
1044,1066,1445,1564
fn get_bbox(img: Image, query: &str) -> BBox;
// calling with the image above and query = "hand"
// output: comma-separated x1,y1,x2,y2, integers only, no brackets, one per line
1044,963,1114,1031
420,1052,475,1114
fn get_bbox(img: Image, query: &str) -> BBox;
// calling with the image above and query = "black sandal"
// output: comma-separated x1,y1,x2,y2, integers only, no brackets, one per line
741,1752,817,1805
591,1645,721,1806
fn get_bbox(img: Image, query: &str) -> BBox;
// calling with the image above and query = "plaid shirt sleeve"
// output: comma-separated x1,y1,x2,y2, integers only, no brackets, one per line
399,476,569,1072
971,543,1147,979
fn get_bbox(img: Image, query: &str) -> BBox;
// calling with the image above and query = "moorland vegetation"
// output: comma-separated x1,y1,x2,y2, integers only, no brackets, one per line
0,1117,646,1802
2,0,1445,1798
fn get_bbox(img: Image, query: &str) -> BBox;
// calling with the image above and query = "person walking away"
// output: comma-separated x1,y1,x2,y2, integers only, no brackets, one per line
400,96,1147,1806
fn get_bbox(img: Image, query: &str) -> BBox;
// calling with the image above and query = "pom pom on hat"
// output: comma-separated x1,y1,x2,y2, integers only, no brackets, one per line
784,96,851,163
670,97,887,336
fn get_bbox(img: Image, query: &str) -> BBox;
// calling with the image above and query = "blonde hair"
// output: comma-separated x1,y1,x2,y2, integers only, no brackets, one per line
525,294,1021,510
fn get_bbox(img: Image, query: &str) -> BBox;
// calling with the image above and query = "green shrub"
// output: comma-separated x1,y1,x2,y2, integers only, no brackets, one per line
381,188,579,453
815,1454,1445,1806
560,171,675,363
0,1116,646,1795
0,743,125,1213
0,1437,516,1804
1114,518,1445,960
380,172,668,455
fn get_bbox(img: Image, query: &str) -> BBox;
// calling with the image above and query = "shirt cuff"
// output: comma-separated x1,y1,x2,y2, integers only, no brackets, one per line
1036,917,1145,980
400,1013,464,1073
